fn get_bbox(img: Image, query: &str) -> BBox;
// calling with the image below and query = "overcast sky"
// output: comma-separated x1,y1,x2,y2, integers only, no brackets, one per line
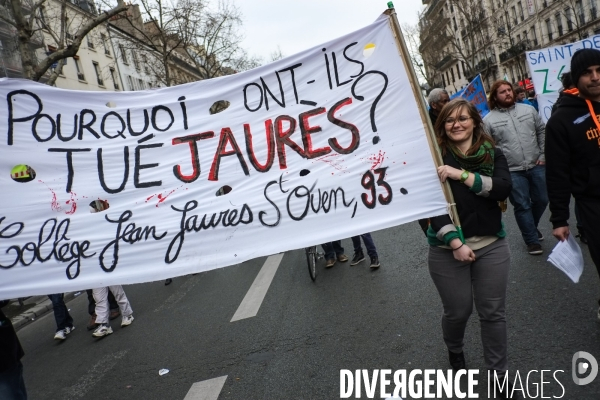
238,0,424,62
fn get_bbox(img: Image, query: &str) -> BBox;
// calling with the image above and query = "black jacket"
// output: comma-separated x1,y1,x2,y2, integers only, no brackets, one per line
0,300,24,373
430,148,512,240
428,107,439,127
546,91,600,228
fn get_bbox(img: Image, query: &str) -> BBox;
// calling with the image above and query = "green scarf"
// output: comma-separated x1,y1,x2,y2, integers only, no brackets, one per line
448,141,494,176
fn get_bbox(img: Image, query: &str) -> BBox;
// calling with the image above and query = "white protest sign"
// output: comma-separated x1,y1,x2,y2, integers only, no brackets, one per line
526,34,600,122
0,15,447,299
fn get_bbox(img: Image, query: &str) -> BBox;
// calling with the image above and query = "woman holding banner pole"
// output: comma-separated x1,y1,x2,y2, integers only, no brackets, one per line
426,99,515,398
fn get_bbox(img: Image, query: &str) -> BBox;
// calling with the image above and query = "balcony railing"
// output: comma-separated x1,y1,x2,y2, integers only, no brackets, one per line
499,41,529,62
435,54,452,69
474,56,497,71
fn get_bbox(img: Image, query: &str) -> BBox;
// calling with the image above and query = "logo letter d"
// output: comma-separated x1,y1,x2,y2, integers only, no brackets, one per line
572,351,598,385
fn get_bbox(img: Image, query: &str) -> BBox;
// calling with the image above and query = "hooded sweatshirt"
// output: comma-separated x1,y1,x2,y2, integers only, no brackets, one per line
545,89,600,228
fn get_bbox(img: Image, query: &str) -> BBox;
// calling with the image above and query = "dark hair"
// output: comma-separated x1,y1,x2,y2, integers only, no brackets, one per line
488,80,514,110
434,98,495,156
561,72,574,89
514,86,525,95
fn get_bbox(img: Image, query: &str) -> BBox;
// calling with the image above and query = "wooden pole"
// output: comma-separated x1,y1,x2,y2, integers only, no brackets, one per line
383,5,464,241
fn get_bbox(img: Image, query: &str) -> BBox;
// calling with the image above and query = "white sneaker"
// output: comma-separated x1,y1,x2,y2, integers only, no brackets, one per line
54,330,67,340
54,326,74,340
92,324,113,337
121,315,134,327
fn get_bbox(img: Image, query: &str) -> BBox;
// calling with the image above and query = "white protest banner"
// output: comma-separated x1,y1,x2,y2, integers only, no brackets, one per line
0,14,447,299
526,34,600,122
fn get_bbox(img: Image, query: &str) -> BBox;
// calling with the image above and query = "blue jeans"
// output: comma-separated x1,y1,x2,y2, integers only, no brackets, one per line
351,233,378,258
321,241,344,261
0,361,27,400
48,294,73,332
508,165,548,245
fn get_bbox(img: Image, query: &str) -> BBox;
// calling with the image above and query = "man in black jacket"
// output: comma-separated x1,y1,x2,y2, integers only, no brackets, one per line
0,300,27,399
546,48,600,320
427,88,450,126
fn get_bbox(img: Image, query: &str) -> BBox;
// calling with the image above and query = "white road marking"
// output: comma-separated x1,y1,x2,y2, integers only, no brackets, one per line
183,375,228,400
62,350,128,399
154,274,202,312
230,253,284,322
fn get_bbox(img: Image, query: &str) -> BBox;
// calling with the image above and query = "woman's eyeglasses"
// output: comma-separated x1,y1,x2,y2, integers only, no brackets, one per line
444,116,472,125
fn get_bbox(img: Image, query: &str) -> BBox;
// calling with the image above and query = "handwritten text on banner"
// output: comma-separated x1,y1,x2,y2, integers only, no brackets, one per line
0,15,447,299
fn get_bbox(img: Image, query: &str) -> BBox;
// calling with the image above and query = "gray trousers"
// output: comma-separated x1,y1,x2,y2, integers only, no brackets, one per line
92,286,133,324
428,238,510,373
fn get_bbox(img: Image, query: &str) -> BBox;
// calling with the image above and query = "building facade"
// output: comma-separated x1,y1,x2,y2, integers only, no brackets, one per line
419,0,600,95
0,0,203,91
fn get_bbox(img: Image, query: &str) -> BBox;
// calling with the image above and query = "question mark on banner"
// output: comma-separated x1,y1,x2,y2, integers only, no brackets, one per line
351,64,389,134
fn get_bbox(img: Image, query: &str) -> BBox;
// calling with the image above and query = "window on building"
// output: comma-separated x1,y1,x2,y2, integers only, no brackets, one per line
101,34,110,56
39,6,47,27
442,74,446,87
132,51,140,70
74,57,85,81
87,35,94,49
120,45,128,64
138,78,144,90
546,19,553,41
93,62,103,86
462,61,466,76
517,1,524,21
446,71,450,86
511,6,517,26
127,75,135,91
46,45,66,75
565,8,574,31
576,0,585,24
592,1,598,19
109,68,119,89
556,13,563,36
450,68,455,83
65,18,75,41
457,64,461,79
531,25,538,45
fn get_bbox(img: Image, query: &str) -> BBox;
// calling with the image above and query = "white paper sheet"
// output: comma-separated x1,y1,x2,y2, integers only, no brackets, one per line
547,234,584,283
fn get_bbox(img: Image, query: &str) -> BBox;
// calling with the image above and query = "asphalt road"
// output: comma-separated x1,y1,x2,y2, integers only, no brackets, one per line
14,205,600,399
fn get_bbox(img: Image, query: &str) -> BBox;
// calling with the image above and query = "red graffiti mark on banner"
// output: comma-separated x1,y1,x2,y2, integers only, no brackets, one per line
316,153,347,172
145,186,183,207
65,192,77,215
39,180,78,214
39,180,62,212
367,150,386,170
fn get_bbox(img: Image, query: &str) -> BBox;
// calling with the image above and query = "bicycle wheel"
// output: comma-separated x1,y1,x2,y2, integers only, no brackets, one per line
306,246,317,282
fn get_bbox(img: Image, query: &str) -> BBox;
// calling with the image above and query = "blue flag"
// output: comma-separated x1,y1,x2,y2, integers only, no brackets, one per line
449,75,490,118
